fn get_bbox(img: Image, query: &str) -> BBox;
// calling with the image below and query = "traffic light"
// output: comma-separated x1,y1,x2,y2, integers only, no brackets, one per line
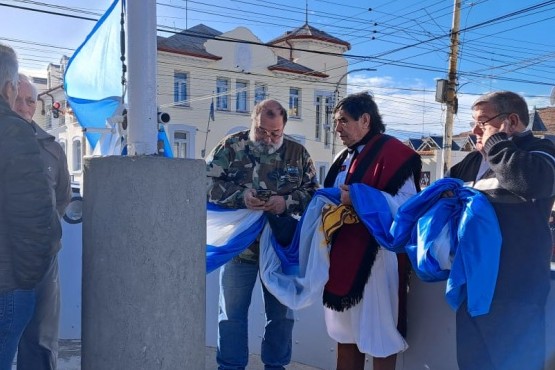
52,101,61,119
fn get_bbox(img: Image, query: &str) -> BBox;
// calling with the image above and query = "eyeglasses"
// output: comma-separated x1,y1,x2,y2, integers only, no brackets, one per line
469,112,509,130
255,126,283,139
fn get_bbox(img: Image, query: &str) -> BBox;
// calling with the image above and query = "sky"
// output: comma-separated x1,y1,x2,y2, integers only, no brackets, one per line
1,0,554,138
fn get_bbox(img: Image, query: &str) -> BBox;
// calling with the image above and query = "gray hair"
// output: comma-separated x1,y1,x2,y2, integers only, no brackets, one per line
0,43,19,91
251,99,288,127
18,73,38,98
472,91,529,127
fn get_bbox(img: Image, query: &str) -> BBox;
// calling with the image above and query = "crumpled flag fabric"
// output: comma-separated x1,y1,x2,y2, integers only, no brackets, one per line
206,202,303,275
260,188,340,309
260,179,501,317
206,203,264,273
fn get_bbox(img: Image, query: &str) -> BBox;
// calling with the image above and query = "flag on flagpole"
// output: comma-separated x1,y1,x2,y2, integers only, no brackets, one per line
209,98,215,121
157,125,174,158
64,0,125,148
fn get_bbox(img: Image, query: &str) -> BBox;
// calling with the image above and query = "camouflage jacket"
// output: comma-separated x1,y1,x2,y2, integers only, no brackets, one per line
206,130,318,216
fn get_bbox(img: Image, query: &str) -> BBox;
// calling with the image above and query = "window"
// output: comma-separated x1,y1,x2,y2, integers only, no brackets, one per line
72,139,82,172
315,94,333,147
324,96,333,148
59,140,66,154
315,96,322,140
174,72,188,105
254,83,267,105
216,78,229,111
173,131,189,159
289,88,300,118
236,80,248,112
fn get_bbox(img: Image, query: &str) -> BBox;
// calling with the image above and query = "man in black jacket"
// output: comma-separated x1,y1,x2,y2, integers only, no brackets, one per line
0,43,61,368
15,74,71,370
449,91,555,370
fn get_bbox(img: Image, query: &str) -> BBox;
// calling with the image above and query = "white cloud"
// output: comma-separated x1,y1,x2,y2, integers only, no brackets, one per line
345,75,449,136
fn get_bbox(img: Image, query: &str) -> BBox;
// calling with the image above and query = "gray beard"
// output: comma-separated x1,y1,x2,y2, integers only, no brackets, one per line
249,131,283,155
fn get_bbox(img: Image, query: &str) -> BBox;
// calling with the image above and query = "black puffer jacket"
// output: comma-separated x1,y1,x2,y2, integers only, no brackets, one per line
0,98,61,293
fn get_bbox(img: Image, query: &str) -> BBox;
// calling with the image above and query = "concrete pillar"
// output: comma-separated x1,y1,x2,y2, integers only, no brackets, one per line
82,156,206,370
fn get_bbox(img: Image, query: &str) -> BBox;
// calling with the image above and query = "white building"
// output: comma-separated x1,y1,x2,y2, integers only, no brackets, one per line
33,22,497,187
34,22,352,186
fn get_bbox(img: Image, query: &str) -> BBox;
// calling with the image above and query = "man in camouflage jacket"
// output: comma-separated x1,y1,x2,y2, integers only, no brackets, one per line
206,99,318,370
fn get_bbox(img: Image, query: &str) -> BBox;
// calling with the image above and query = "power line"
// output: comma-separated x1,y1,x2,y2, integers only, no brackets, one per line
0,2,97,21
4,0,554,99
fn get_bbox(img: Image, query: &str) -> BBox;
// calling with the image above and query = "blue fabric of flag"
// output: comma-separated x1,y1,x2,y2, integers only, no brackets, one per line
63,0,125,148
205,189,340,275
261,179,501,316
268,188,341,275
157,126,174,158
349,178,502,316
270,187,340,274
206,204,265,273
260,191,341,309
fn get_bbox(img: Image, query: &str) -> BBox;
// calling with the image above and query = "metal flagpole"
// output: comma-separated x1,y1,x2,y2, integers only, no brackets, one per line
201,97,215,158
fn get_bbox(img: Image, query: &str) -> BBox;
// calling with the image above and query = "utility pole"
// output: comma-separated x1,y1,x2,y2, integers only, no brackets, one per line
442,0,461,174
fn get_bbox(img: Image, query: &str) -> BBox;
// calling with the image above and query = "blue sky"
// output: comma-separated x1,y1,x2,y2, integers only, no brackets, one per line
1,0,554,137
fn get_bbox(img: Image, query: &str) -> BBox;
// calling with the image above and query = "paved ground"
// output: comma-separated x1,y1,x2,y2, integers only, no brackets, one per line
14,340,323,370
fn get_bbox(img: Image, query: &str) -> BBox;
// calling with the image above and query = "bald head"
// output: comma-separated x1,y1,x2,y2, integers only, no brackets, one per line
249,99,287,154
251,99,288,127
15,74,37,122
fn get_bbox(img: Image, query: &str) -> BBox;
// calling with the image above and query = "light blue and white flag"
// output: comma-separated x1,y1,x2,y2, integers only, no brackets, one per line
206,202,306,274
206,203,265,273
260,189,340,310
64,0,125,148
261,180,501,317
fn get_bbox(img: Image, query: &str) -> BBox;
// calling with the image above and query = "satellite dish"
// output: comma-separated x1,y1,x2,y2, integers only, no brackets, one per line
550,86,555,106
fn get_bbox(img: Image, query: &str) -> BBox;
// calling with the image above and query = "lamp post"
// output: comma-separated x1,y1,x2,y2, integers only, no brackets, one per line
334,68,377,104
331,68,377,158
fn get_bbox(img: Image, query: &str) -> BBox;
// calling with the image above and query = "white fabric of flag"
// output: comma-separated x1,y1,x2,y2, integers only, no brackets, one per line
206,204,265,273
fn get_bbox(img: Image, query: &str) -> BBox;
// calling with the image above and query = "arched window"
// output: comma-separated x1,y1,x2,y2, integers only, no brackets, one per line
72,138,82,171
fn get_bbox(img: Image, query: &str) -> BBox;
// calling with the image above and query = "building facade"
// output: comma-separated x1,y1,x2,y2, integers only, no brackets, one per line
35,23,351,186
32,23,555,187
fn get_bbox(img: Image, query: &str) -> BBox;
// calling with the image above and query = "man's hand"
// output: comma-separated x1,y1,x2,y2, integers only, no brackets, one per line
243,189,266,210
482,119,509,148
441,190,455,198
339,184,352,205
264,195,286,215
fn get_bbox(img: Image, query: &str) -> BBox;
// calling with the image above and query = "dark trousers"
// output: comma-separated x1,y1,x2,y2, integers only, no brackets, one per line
457,300,546,370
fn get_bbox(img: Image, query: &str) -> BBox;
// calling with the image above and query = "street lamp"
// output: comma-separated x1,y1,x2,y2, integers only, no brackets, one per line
334,68,377,104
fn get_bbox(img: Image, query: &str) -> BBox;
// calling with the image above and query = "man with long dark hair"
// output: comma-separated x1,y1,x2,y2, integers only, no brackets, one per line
323,92,421,370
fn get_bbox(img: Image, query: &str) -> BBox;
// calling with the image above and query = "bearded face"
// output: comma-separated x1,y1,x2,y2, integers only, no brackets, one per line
249,129,284,154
